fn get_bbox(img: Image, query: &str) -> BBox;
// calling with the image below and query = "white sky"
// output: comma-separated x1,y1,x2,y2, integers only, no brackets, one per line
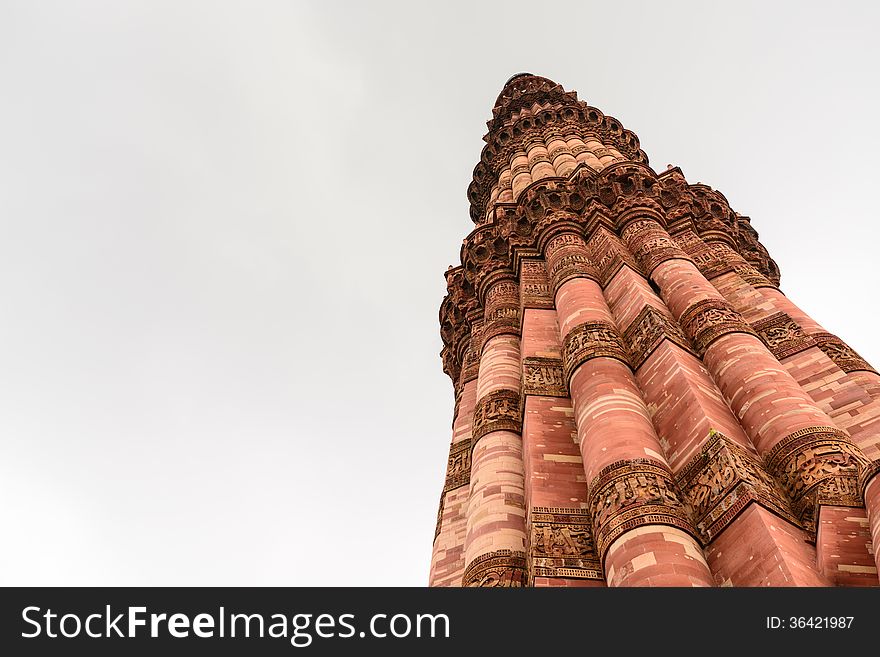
1,1,878,585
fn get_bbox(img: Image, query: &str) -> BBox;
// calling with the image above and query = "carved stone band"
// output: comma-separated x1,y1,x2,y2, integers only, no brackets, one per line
462,549,528,587
522,357,567,397
548,253,599,291
860,460,880,497
679,298,757,355
623,305,694,369
444,439,471,493
460,348,481,384
520,257,554,309
734,264,774,288
434,495,444,542
676,431,795,544
521,282,554,308
588,458,694,559
530,507,602,581
813,333,878,375
621,219,692,275
686,241,772,287
753,312,816,360
764,426,870,535
586,229,640,288
562,321,629,381
472,389,522,444
481,305,521,348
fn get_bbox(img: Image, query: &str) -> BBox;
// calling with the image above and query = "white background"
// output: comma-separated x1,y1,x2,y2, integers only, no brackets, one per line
1,1,878,585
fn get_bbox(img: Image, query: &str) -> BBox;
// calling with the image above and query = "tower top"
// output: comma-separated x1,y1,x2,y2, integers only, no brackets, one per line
503,72,535,86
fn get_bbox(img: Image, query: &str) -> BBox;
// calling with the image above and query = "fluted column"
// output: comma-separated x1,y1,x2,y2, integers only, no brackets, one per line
462,278,528,587
618,199,876,551
683,232,880,584
542,228,714,587
430,337,480,587
518,258,603,587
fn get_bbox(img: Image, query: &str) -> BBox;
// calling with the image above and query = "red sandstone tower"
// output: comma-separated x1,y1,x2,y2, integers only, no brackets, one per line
431,73,880,587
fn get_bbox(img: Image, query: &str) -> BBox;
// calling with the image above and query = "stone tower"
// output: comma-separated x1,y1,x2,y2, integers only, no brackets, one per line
430,73,880,587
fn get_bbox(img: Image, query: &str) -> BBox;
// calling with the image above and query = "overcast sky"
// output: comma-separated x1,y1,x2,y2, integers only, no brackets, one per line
1,1,879,586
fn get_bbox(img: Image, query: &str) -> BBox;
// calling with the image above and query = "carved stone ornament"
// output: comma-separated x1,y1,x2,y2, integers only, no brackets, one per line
562,321,629,380
764,426,870,535
678,298,757,355
621,219,692,275
733,264,773,288
434,494,444,542
481,305,521,347
677,237,739,281
544,233,599,291
860,459,880,497
472,389,522,443
623,304,693,369
752,312,817,360
519,259,554,309
529,507,603,581
588,458,694,558
462,549,528,587
522,357,567,397
586,227,641,287
460,337,481,384
676,431,796,544
813,333,878,375
444,439,472,493
736,218,781,286
547,252,598,292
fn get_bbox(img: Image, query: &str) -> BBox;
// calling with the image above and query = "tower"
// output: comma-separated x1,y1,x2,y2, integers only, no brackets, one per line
431,73,880,587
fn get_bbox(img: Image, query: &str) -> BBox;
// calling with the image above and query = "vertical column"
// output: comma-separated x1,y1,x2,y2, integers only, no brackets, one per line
542,228,715,587
591,229,828,585
462,278,528,587
429,339,480,587
699,238,880,458
683,233,880,584
519,259,603,587
618,200,876,565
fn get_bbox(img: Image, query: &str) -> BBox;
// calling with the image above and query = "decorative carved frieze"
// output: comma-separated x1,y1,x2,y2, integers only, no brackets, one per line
462,549,528,587
522,357,567,397
736,217,780,286
623,305,693,369
482,307,521,346
547,253,598,291
588,458,694,558
733,264,773,288
519,259,554,309
678,298,756,355
586,228,640,287
460,335,482,384
529,507,603,581
452,384,463,426
621,219,692,275
434,494,444,542
472,389,522,443
444,439,472,493
676,431,795,544
752,312,817,360
485,280,519,304
562,321,629,380
691,252,731,281
861,460,880,497
813,333,878,375
544,233,598,291
481,280,521,346
764,426,870,535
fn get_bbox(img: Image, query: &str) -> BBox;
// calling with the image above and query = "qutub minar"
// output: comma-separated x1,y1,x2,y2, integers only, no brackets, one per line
430,73,880,587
